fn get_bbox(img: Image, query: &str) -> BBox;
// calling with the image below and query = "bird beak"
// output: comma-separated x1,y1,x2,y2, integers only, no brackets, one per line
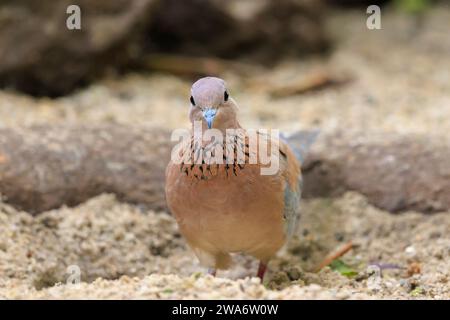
202,109,217,129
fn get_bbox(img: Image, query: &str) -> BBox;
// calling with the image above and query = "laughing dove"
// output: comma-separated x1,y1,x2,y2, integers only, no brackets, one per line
165,77,303,280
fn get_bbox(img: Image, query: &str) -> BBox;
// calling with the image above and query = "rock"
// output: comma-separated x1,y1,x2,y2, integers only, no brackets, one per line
0,0,156,96
0,0,329,96
405,246,417,257
335,290,350,299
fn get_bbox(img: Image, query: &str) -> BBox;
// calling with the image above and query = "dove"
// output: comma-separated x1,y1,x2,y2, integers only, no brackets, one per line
165,77,302,280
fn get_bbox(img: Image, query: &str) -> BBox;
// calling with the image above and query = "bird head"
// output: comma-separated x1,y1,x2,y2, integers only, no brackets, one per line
189,77,239,131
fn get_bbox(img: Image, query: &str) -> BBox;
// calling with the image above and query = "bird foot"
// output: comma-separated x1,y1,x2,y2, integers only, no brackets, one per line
257,261,267,281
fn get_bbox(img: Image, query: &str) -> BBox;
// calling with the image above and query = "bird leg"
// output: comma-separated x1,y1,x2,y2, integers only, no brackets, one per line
257,261,267,281
207,268,217,277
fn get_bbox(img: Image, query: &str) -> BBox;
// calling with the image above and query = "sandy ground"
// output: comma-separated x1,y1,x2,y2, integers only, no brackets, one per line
0,192,448,299
0,6,449,299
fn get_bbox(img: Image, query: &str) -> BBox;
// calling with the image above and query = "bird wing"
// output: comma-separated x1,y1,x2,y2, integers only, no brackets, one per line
279,139,302,239
282,130,320,164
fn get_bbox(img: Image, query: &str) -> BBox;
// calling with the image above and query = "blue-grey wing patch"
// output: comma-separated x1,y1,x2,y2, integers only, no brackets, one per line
283,130,320,164
283,178,302,239
280,132,309,240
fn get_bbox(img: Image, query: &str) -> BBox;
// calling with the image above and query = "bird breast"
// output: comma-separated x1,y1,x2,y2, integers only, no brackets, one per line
165,160,287,255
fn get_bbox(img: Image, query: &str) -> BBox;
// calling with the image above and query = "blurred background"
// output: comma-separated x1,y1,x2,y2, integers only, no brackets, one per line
0,0,448,133
0,0,449,299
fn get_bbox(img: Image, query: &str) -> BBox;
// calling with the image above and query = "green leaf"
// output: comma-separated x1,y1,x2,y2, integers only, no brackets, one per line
410,287,424,296
329,259,358,277
395,0,431,14
162,288,174,294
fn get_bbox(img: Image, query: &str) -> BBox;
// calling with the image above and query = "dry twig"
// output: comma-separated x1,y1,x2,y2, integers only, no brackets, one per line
314,241,353,273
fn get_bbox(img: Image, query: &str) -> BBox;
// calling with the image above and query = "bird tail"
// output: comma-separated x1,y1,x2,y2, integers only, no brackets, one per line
282,130,320,164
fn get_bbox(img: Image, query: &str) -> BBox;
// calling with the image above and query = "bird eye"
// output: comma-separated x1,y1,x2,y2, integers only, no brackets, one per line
190,96,195,106
224,91,229,102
